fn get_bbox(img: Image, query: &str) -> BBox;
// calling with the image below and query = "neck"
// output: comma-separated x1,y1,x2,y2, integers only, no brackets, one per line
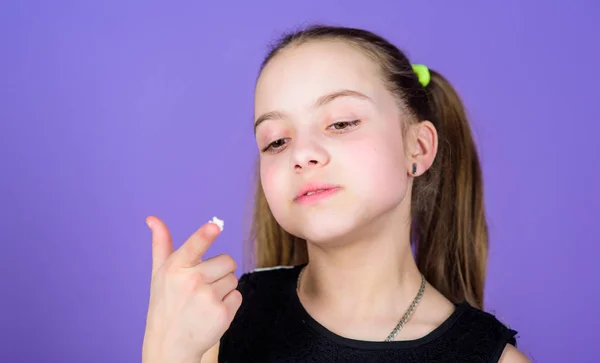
299,211,423,318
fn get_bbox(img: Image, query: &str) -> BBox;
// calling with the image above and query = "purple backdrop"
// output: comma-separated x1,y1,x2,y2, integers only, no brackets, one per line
1,1,598,362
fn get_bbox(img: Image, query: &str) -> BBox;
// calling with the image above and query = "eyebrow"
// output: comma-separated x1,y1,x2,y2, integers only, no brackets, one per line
253,89,373,134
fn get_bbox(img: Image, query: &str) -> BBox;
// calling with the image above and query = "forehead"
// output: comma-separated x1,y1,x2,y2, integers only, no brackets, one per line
254,40,384,116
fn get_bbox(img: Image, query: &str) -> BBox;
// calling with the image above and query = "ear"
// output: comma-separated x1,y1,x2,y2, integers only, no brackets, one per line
407,121,438,176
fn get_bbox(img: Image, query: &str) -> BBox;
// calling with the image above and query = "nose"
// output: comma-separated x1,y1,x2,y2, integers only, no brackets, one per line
290,137,330,172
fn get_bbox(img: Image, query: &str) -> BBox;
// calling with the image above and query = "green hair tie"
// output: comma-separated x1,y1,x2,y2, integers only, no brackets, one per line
411,64,431,87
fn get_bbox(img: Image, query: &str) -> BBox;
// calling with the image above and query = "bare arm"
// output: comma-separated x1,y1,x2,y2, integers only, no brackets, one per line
200,343,219,363
498,344,531,363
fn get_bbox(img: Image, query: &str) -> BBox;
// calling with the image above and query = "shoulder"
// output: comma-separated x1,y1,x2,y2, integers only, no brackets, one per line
236,264,302,300
231,264,303,326
453,302,523,362
460,302,517,338
219,265,302,356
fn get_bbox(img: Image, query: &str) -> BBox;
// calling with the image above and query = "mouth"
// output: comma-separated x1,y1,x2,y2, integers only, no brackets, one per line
294,185,341,204
304,189,331,196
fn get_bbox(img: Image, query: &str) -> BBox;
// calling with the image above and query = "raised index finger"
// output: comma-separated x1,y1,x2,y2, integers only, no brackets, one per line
172,221,222,268
147,216,174,278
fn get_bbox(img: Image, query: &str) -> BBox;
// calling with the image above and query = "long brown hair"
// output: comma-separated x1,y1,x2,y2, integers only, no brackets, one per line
245,25,488,309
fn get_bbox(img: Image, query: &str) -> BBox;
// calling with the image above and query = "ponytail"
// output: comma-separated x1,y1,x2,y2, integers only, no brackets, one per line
412,69,488,309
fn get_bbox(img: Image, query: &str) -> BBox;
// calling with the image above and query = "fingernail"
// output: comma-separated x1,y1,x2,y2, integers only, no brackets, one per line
146,218,153,230
208,216,224,232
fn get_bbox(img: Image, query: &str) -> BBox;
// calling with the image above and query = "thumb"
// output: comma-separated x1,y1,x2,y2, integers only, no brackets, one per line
146,216,174,278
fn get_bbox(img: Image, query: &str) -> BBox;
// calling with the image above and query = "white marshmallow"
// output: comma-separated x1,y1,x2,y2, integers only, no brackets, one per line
209,216,224,231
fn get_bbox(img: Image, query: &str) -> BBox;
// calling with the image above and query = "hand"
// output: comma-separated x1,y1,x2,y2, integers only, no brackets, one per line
141,216,242,363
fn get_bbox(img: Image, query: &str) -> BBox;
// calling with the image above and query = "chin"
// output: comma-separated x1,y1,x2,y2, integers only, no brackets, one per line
280,210,375,247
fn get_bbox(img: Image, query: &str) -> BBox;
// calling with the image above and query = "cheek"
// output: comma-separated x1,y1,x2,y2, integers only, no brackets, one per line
260,158,289,206
345,133,409,200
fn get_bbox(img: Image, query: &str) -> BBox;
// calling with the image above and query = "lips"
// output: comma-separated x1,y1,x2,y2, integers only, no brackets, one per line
294,183,340,204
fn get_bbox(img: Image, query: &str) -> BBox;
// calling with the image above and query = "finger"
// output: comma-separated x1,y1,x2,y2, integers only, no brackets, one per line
222,289,243,319
172,222,221,268
196,254,237,284
211,273,238,301
147,216,174,278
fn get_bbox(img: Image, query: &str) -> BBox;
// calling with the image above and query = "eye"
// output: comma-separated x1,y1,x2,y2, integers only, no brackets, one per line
328,120,361,132
261,138,290,153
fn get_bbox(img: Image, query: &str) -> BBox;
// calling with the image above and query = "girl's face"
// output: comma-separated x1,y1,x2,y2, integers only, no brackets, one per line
254,40,415,245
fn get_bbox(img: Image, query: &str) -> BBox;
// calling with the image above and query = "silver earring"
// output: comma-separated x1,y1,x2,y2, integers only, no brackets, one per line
412,163,417,175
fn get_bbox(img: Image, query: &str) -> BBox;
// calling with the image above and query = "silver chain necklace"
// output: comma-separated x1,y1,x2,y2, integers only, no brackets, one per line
296,266,426,342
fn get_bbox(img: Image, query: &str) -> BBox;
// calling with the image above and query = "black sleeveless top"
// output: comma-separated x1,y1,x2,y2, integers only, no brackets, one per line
219,264,517,362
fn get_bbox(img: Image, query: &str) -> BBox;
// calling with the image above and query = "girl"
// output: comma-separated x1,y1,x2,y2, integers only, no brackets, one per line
142,25,530,363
